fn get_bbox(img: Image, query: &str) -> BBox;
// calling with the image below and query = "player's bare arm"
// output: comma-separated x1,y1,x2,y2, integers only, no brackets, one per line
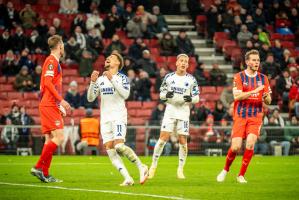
263,93,271,105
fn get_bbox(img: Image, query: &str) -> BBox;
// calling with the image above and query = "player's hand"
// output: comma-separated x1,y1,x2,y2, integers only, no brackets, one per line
91,70,99,82
183,95,192,102
103,71,113,80
166,91,174,98
252,85,264,94
60,99,71,111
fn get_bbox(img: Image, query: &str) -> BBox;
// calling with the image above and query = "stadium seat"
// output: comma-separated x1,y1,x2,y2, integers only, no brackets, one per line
7,92,23,100
0,92,8,100
216,86,225,94
127,101,142,109
72,109,86,117
281,41,295,49
151,93,159,101
0,77,6,83
32,116,41,125
136,128,145,142
130,118,145,125
74,77,85,84
201,86,216,94
26,109,40,117
63,69,78,76
24,92,39,100
142,101,157,109
7,77,16,84
93,109,101,117
136,142,145,155
128,109,137,117
270,33,283,40
135,109,152,118
283,34,295,41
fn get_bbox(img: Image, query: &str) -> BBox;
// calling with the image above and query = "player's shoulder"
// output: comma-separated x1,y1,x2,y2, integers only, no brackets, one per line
117,72,128,79
233,71,244,80
165,72,175,79
186,73,196,81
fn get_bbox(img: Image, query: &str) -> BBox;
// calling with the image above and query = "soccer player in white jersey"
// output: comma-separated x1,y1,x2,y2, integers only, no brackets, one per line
87,53,148,186
148,54,200,179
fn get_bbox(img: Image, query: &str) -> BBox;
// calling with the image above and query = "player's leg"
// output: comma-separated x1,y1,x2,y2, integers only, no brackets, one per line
176,120,189,179
217,118,245,182
237,133,257,183
112,122,148,184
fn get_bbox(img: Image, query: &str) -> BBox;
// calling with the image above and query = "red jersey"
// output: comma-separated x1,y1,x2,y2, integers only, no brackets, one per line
39,54,62,107
233,70,271,119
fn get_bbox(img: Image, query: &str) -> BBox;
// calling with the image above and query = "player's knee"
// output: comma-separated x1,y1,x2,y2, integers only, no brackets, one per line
231,145,241,152
246,143,255,150
114,143,126,153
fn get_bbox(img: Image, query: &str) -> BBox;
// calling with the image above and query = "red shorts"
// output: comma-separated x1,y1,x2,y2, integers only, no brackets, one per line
39,106,64,134
232,117,262,139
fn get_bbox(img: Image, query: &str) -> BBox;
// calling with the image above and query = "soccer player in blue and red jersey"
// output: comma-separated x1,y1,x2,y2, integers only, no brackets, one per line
217,50,272,183
30,35,71,183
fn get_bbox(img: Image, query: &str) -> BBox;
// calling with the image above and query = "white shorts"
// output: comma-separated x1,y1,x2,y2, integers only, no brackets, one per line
161,117,189,136
101,121,127,144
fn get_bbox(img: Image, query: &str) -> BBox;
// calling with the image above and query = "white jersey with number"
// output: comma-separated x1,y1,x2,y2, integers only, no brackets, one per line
87,72,130,124
160,72,200,121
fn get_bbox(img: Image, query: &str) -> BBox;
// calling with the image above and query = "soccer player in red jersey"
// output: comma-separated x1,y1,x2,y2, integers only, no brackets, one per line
217,50,272,183
30,35,71,183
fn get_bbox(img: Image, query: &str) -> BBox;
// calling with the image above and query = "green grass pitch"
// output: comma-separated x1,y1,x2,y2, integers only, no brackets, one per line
0,156,298,200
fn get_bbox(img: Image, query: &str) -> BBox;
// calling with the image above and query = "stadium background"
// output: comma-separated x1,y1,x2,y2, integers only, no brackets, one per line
0,0,299,157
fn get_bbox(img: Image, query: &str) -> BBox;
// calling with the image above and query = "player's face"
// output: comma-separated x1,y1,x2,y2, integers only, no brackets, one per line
176,56,189,72
104,55,120,70
246,54,260,72
59,42,65,57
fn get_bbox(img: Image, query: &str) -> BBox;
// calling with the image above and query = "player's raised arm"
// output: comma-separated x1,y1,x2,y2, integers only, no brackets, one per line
110,73,130,99
159,74,172,101
189,78,200,104
87,70,100,102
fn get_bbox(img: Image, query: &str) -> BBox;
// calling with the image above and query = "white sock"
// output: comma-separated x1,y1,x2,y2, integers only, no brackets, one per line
107,149,131,180
178,143,188,170
151,139,166,168
115,143,143,171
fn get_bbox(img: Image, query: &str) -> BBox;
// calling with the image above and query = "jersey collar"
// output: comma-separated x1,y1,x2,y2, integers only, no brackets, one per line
51,54,59,62
244,69,257,78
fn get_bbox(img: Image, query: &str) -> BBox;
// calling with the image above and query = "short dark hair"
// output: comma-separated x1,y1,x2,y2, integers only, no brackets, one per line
245,49,259,60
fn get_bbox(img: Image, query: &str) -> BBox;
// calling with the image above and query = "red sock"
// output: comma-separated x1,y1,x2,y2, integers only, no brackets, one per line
35,141,57,177
224,148,237,171
239,149,254,177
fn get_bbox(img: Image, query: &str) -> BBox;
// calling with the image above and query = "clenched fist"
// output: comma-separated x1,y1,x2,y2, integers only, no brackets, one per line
91,70,99,82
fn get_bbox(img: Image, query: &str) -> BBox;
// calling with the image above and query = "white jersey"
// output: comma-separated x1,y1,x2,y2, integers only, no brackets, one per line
160,72,200,121
87,72,130,123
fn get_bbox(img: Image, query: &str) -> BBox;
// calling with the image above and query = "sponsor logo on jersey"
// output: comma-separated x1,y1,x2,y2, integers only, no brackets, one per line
257,81,262,86
55,120,61,127
243,81,248,86
101,87,115,95
170,86,187,94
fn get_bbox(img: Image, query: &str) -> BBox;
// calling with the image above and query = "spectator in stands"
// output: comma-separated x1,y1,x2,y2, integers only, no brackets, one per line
6,103,21,125
135,70,151,101
154,67,168,93
86,28,104,55
73,26,87,49
65,81,81,109
18,48,35,73
209,62,227,86
253,8,266,27
289,8,299,33
213,101,227,122
237,24,253,48
289,77,299,118
76,47,97,77
261,53,281,80
12,26,29,54
36,18,49,38
276,69,293,111
126,13,147,38
289,66,298,83
226,0,241,16
126,116,137,151
194,101,211,124
245,15,257,33
1,50,19,76
80,86,99,109
271,39,284,63
103,5,120,38
267,116,290,156
86,10,105,39
221,9,234,33
137,5,157,27
19,4,36,29
122,57,137,74
222,102,234,123
257,27,270,46
18,106,34,148
285,116,299,153
176,29,195,56
3,1,20,29
151,5,168,35
71,14,86,33
104,34,126,56
264,108,285,128
1,118,19,151
14,65,34,92
280,49,292,71
267,1,281,23
128,37,148,61
59,0,78,14
251,33,262,49
32,65,42,91
47,26,57,40
65,36,80,64
254,129,269,155
219,118,231,146
127,69,138,100
206,5,220,40
0,29,13,54
259,43,270,62
220,85,234,110
159,32,177,56
121,3,134,27
194,62,210,86
187,0,204,23
28,30,47,54
150,102,165,125
53,18,65,38
229,15,242,40
78,0,91,13
136,49,157,78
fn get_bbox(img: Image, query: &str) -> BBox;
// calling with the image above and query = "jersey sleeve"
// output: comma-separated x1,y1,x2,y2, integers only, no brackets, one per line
159,75,168,101
191,77,200,103
87,78,101,102
44,58,57,77
110,74,130,99
233,74,243,95
263,76,272,94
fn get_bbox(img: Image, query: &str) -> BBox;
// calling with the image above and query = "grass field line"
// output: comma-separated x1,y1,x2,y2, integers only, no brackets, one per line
0,182,197,200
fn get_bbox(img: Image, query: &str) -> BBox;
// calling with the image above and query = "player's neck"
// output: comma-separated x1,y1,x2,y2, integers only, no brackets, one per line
51,51,60,61
176,70,186,76
245,68,256,77
109,68,118,75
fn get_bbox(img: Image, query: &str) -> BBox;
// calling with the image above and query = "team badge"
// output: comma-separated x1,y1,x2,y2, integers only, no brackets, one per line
185,82,189,87
257,81,262,86
48,64,54,70
55,120,61,126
